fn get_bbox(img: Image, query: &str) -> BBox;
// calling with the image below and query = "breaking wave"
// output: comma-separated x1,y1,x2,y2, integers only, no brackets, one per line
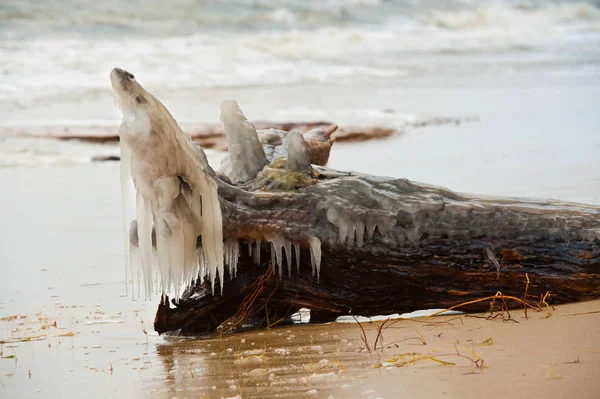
1,0,599,116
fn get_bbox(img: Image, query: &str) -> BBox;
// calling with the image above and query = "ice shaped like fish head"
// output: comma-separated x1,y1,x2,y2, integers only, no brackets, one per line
110,67,151,114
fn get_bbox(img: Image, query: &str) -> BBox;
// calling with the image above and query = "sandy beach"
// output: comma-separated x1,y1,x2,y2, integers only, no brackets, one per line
2,0,600,397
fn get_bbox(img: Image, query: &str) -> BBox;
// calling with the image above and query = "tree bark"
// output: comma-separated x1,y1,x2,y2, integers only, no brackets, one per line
154,167,600,335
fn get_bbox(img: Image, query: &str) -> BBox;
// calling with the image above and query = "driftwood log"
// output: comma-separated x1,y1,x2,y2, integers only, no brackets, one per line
153,124,600,335
22,121,396,150
107,69,598,337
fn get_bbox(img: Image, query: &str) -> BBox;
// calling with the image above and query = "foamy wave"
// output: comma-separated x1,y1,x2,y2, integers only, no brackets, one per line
427,2,600,30
1,0,599,115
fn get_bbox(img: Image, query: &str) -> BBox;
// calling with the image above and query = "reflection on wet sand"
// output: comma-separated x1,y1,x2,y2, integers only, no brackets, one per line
155,323,373,398
152,301,600,399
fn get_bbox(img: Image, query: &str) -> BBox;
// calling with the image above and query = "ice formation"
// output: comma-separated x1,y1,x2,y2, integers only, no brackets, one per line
112,69,324,299
308,237,322,281
224,239,240,279
286,131,312,172
219,99,268,183
325,204,391,247
263,233,294,277
112,67,225,298
261,233,321,280
316,177,445,247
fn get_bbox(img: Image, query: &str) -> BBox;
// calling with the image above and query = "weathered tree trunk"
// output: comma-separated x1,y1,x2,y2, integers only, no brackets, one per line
108,71,598,337
154,166,600,335
108,94,599,336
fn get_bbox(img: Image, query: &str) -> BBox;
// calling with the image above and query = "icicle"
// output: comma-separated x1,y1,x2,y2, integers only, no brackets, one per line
294,243,301,272
120,141,131,295
220,99,268,183
128,221,143,300
366,218,377,240
270,242,277,273
284,239,293,277
225,240,230,276
327,206,340,243
327,203,390,247
224,239,240,279
308,236,322,281
167,222,185,299
274,243,283,277
136,193,154,300
197,180,225,295
347,223,356,246
233,241,239,278
197,247,206,281
180,167,224,294
264,233,286,277
130,248,142,299
128,220,138,297
154,218,171,295
286,131,312,172
151,251,158,296
355,220,366,247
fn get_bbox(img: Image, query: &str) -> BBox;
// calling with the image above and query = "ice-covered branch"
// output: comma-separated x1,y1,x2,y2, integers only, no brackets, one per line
109,68,600,337
111,67,225,298
286,131,312,172
219,99,268,184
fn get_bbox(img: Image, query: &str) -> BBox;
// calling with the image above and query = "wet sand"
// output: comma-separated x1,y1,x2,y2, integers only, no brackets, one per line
1,290,599,398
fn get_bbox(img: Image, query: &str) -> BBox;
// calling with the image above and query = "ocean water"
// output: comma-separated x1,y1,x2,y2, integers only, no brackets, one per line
1,0,599,125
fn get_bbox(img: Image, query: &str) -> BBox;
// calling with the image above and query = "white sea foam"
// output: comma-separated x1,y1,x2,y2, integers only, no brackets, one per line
1,0,598,122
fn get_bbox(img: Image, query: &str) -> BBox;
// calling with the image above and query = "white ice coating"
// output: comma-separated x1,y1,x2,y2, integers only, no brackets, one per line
286,131,311,172
219,99,268,184
263,232,290,277
112,67,225,298
259,233,321,279
120,141,132,294
224,239,240,279
319,177,441,247
294,243,301,273
114,70,326,297
127,220,144,298
326,205,380,247
308,237,322,281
